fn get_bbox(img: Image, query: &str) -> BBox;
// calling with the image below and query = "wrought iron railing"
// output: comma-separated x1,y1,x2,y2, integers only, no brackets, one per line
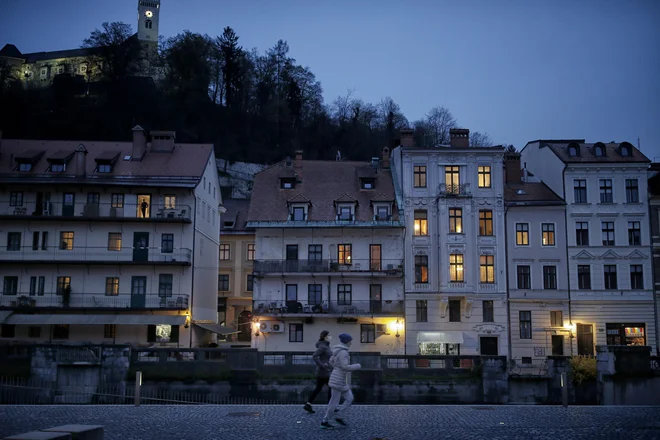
0,201,192,221
0,246,192,264
253,299,404,316
253,259,403,275
0,293,189,309
438,183,471,196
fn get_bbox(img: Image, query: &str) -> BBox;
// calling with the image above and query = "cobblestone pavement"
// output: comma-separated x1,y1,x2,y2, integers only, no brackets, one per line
1,405,660,440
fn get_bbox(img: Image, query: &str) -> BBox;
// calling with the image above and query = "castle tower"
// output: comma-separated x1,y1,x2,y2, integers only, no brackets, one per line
137,0,160,44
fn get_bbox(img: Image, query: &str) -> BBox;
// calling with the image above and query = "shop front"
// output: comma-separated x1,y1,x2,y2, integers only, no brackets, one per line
605,323,646,347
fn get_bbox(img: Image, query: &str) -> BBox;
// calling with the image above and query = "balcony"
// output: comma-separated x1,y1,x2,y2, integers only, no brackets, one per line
253,259,403,276
0,246,192,266
438,183,472,197
253,299,404,317
0,201,192,223
0,293,189,310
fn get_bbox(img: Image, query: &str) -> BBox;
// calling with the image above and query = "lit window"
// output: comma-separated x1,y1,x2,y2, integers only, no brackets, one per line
542,223,555,246
480,255,495,283
479,210,493,236
449,254,464,282
413,166,426,188
478,166,491,188
338,244,352,265
449,208,462,233
516,223,529,245
414,210,428,236
164,195,176,209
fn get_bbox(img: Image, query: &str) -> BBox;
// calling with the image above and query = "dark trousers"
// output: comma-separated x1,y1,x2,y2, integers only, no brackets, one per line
308,377,331,404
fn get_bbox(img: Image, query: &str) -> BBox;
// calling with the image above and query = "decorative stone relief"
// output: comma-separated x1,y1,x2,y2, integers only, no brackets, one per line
414,248,429,256
473,324,506,334
479,247,495,255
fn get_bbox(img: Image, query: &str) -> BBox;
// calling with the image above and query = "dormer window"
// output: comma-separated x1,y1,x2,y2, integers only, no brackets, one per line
98,164,111,173
46,150,73,173
50,163,66,173
281,178,295,189
338,206,353,221
291,206,306,221
361,178,375,189
95,152,120,173
18,163,32,172
13,150,44,172
568,146,578,157
594,147,603,156
621,145,631,157
375,206,390,221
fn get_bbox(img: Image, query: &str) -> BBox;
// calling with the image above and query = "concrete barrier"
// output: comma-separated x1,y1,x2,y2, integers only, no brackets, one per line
42,426,103,440
3,432,71,440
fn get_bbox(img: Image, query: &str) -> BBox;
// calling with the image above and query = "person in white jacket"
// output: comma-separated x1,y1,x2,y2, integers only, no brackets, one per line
321,333,361,429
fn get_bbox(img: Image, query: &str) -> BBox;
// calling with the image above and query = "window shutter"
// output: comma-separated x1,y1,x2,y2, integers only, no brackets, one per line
170,325,180,343
147,325,156,342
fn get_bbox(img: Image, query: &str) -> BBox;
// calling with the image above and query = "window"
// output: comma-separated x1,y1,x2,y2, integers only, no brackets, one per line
219,244,230,260
86,193,100,205
449,300,461,322
604,265,617,290
51,163,65,173
218,274,229,291
1,325,16,338
111,193,124,208
98,163,112,173
543,266,557,289
159,274,173,298
479,210,493,236
308,284,322,305
578,265,591,289
338,244,352,265
6,232,21,251
79,64,87,75
376,206,389,220
630,265,643,290
337,284,352,305
289,323,303,343
281,179,295,189
29,276,45,296
478,166,491,188
361,178,375,189
542,223,555,246
413,166,426,188
308,244,322,261
247,243,256,261
621,145,631,156
449,254,464,282
601,222,615,246
480,255,495,283
18,163,32,172
414,210,428,236
599,179,613,203
59,231,74,250
292,206,305,221
55,276,71,295
445,166,460,193
550,310,563,327
286,284,298,302
145,19,152,29
416,300,428,322
574,179,587,203
519,311,532,339
107,233,122,251
2,277,18,295
246,275,254,292
100,276,119,296
361,324,376,343
164,195,176,209
338,206,352,221
449,208,463,233
628,221,641,246
626,179,639,203
576,222,589,246
568,146,578,157
28,326,41,338
483,300,494,322
9,192,23,207
517,265,531,289
53,324,69,340
516,223,529,245
104,324,116,339
161,234,174,253
594,145,604,156
415,255,428,283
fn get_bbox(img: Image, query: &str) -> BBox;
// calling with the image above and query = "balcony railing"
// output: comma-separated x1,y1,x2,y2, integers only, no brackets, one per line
253,259,403,275
0,201,192,222
0,246,192,265
438,183,471,197
0,293,189,310
253,299,404,316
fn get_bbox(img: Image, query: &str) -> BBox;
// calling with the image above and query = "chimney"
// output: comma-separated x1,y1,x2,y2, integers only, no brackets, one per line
294,150,303,181
400,128,414,148
504,152,523,184
74,144,88,178
132,125,147,161
450,128,470,148
150,130,176,153
381,146,390,169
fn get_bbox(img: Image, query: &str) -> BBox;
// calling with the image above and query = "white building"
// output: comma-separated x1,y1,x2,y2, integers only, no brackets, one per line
0,127,221,347
521,139,655,355
391,129,509,356
248,150,406,353
503,153,570,361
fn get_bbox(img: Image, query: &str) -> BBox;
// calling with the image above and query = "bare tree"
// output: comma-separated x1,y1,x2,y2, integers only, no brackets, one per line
424,106,456,146
331,88,355,123
82,22,143,82
469,131,493,147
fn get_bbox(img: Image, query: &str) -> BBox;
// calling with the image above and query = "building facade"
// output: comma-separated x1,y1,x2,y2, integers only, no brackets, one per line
503,153,570,361
391,129,509,356
0,127,221,347
248,151,406,353
646,163,660,355
521,140,655,355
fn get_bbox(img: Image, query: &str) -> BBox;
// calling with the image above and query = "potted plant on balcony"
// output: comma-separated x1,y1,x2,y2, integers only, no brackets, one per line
62,286,72,307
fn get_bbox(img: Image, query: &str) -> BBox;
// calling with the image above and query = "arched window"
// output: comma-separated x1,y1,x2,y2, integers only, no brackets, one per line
145,19,152,29
593,142,605,157
568,146,577,157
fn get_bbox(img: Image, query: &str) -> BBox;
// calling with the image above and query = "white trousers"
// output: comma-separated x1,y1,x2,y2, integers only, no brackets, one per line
323,387,354,422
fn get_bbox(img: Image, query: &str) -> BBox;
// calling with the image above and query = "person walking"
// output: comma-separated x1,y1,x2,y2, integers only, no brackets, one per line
303,330,332,414
321,333,361,429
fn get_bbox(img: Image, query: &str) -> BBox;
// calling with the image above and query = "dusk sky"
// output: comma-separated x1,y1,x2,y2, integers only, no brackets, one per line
1,0,659,157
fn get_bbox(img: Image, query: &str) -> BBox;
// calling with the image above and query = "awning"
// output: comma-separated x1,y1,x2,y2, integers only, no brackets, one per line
417,331,464,344
194,323,240,335
5,314,186,326
0,311,12,324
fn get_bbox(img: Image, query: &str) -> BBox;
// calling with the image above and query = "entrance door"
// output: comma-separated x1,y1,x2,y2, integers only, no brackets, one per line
286,245,298,272
480,337,498,355
133,232,149,262
369,284,382,314
370,244,382,271
131,276,147,308
552,335,564,356
577,324,594,356
62,193,75,217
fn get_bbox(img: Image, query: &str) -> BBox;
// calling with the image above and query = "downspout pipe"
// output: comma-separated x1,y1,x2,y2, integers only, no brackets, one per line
189,193,197,348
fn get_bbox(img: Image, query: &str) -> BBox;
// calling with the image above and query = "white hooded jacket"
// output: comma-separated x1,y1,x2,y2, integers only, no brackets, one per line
327,343,361,391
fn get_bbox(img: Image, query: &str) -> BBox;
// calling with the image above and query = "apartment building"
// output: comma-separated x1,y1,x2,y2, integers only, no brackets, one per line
391,129,509,356
503,153,570,361
247,150,406,353
218,198,254,345
0,127,221,347
646,163,660,355
521,140,655,355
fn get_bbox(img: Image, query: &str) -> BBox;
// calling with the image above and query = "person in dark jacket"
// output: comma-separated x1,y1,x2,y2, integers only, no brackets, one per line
303,330,333,414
